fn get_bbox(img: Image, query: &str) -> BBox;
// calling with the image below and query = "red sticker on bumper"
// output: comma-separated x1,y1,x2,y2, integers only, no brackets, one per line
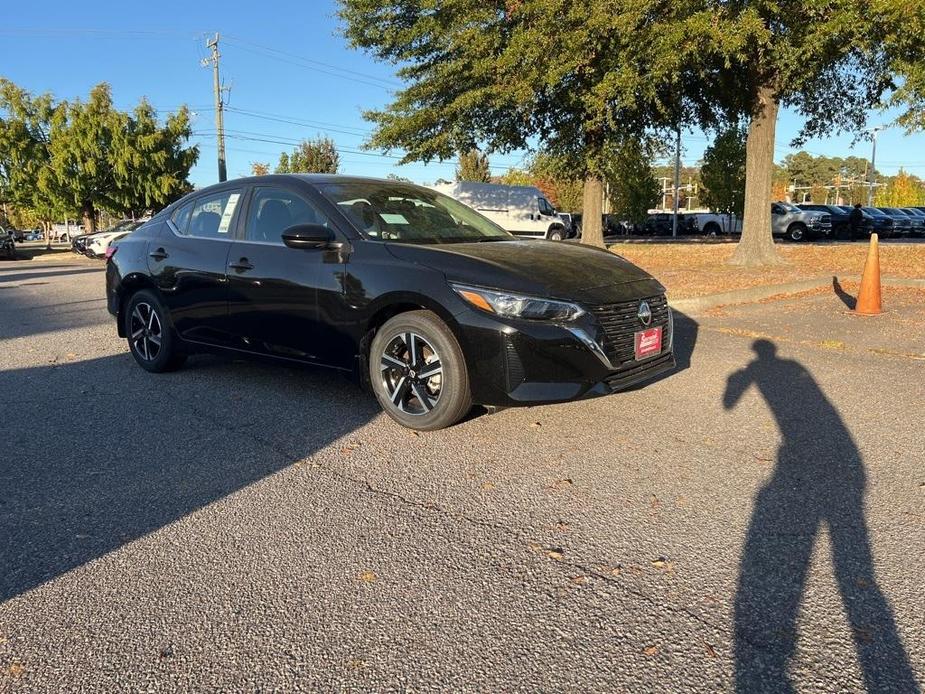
634,327,663,360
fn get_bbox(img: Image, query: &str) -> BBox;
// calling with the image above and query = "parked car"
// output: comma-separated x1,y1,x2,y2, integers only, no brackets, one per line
107,175,675,430
902,208,925,236
798,204,868,239
770,201,830,241
831,206,877,239
431,181,568,240
82,220,144,257
0,234,15,260
891,208,925,237
859,207,895,238
876,208,913,236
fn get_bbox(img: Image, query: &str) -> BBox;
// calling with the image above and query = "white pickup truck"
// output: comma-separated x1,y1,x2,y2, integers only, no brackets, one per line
686,203,831,241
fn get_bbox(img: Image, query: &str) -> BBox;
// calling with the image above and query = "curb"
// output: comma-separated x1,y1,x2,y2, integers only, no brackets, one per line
669,275,925,313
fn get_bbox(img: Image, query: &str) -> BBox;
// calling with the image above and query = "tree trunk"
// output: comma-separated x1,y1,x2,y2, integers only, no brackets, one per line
581,175,605,248
82,203,97,235
729,85,785,267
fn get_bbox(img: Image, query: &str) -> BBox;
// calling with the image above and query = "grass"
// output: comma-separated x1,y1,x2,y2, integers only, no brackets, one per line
610,241,925,299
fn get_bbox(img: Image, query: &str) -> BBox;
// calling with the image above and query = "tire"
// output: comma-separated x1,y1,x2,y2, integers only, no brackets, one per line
703,222,721,237
369,310,472,431
124,289,187,373
786,223,807,242
547,227,565,241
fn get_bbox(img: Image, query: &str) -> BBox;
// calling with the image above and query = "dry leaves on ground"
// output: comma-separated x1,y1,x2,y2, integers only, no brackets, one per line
610,242,925,299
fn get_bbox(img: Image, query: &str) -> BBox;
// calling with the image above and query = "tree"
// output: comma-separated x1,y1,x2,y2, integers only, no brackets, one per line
700,126,747,216
110,100,197,217
275,137,340,174
1,80,197,233
456,148,491,182
712,4,925,265
386,173,413,182
0,79,63,233
337,2,733,248
876,169,925,207
606,139,661,225
251,162,270,176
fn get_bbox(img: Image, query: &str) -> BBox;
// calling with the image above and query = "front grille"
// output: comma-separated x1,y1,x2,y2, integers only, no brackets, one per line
604,351,674,391
589,294,671,366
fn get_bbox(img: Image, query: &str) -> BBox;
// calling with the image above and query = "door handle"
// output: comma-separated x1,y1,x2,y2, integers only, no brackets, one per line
149,247,168,261
229,258,254,271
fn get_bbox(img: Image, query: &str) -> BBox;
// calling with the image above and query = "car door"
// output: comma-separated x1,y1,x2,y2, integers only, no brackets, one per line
225,183,347,366
147,187,243,346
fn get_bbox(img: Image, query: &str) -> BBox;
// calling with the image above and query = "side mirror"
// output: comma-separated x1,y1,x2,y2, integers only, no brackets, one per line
281,223,334,249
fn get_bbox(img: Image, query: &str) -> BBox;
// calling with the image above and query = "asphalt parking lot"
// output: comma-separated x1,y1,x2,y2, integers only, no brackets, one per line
1,257,923,692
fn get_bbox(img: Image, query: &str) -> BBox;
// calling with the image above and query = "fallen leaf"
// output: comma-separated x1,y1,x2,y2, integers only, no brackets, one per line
547,478,573,490
703,641,717,658
650,494,661,512
853,626,874,644
530,421,542,428
480,481,496,491
346,658,365,670
571,575,587,585
855,577,871,589
651,557,673,572
358,570,378,583
555,520,570,532
643,645,659,656
7,662,25,678
546,548,564,561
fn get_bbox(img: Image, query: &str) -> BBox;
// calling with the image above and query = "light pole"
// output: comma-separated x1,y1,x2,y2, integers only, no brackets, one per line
866,125,884,207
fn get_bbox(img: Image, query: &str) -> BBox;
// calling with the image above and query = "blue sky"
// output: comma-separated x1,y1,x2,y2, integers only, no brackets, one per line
2,0,924,189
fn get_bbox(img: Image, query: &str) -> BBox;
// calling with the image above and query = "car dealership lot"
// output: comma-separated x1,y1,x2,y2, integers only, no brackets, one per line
1,260,923,691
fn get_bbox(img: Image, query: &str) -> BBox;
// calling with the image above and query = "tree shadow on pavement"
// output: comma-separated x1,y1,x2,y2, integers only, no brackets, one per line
725,339,918,693
832,275,857,310
0,354,378,604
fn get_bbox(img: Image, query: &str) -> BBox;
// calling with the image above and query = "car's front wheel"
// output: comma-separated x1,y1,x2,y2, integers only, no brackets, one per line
124,290,187,373
786,223,807,242
370,310,472,431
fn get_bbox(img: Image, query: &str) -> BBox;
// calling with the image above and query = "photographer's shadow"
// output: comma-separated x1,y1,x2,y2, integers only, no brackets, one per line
725,340,917,693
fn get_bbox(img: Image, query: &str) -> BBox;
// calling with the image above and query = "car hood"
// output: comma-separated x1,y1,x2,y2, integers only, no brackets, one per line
385,240,665,304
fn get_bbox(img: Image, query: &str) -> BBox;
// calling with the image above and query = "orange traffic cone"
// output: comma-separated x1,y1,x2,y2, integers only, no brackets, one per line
855,233,882,315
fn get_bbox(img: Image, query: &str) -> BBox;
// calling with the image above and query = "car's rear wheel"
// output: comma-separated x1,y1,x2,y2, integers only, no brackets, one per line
370,310,472,431
124,289,187,373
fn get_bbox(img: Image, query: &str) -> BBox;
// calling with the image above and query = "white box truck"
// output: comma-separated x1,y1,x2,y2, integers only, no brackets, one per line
430,182,568,240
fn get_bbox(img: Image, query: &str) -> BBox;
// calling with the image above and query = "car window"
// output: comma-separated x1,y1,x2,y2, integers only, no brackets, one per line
319,181,510,244
245,187,331,244
771,204,783,215
183,190,242,239
171,201,194,235
538,197,555,216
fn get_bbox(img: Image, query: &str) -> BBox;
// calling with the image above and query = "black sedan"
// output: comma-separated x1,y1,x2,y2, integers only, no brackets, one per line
106,175,675,430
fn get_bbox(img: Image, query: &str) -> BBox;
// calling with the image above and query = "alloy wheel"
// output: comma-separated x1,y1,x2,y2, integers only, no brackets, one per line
380,332,443,415
130,302,163,362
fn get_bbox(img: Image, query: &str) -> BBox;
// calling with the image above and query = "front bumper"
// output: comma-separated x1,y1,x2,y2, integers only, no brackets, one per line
454,296,676,407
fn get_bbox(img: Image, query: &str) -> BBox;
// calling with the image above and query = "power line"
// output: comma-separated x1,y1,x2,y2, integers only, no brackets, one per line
222,34,403,88
221,40,397,92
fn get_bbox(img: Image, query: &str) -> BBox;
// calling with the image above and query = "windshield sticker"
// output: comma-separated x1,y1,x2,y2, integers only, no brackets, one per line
217,193,240,233
379,213,409,225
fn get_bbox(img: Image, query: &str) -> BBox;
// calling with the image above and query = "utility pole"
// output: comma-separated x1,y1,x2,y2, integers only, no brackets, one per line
204,33,227,182
867,125,883,207
672,129,681,237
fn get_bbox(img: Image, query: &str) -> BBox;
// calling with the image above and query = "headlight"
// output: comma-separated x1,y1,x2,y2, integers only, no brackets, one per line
451,284,585,322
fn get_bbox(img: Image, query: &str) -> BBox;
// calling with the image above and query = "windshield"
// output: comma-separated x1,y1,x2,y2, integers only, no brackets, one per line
317,181,512,244
863,207,886,216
